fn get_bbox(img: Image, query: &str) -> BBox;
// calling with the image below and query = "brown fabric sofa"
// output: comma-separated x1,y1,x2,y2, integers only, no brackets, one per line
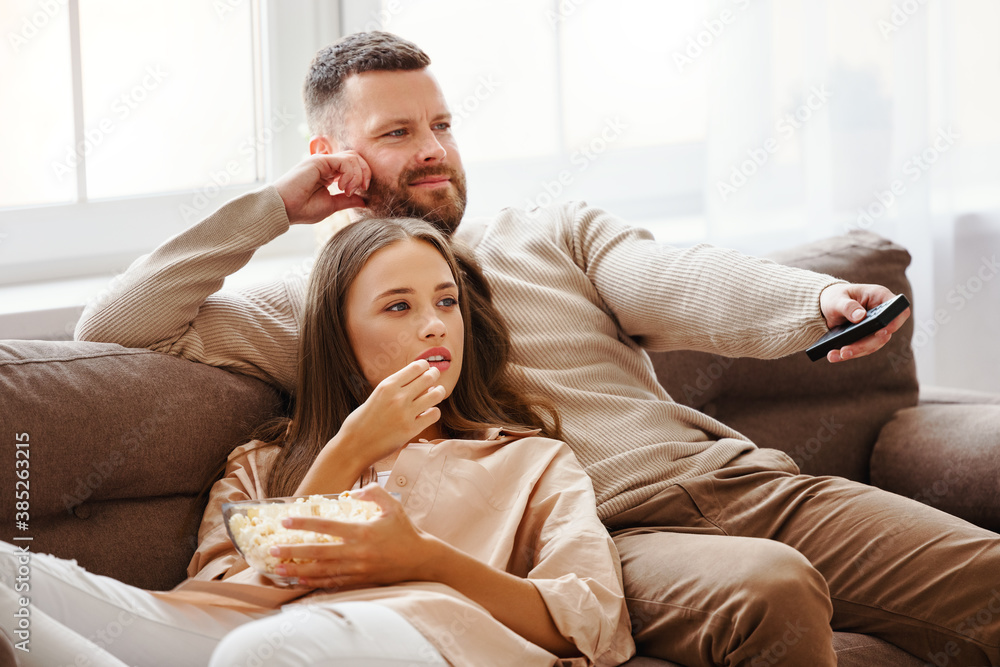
2,230,998,666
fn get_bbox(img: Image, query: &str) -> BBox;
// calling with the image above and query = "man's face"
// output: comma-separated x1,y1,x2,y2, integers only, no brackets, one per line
318,68,467,234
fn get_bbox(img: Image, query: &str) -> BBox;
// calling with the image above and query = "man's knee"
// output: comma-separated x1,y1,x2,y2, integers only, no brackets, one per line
737,544,834,666
750,542,832,613
622,538,836,665
619,534,831,618
746,542,830,608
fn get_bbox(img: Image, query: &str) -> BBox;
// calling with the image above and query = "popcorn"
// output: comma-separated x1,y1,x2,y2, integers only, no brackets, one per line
226,492,382,576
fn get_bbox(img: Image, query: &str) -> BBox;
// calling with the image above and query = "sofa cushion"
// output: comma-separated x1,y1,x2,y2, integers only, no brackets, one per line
830,632,924,666
619,631,923,666
919,385,1000,406
650,230,919,482
27,496,205,591
871,404,1000,532
0,340,285,588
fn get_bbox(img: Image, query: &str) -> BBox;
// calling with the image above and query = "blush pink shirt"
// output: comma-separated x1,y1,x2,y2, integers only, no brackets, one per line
181,429,635,666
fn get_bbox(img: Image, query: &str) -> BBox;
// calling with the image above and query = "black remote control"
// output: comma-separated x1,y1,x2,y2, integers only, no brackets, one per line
806,293,910,362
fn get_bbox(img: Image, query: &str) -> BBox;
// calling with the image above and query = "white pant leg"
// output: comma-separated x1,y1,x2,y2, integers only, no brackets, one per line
0,579,130,667
210,601,449,667
0,541,269,666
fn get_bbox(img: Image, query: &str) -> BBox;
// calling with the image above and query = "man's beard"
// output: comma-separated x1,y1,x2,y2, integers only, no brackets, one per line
362,165,468,236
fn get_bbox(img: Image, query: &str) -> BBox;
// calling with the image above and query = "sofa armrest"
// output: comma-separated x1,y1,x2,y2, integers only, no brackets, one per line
0,340,286,589
919,385,1000,406
0,340,285,514
870,404,1000,532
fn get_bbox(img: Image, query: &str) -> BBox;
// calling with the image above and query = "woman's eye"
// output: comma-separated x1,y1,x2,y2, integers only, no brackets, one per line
438,297,458,307
387,302,409,312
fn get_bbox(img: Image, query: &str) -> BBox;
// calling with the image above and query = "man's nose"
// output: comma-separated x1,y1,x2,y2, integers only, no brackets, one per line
415,129,446,162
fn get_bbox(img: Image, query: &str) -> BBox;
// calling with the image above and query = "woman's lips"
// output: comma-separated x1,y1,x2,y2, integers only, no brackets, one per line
417,347,451,372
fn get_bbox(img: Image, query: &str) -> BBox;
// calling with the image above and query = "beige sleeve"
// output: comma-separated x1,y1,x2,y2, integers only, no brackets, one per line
521,442,636,665
74,186,303,393
559,202,845,358
187,442,279,581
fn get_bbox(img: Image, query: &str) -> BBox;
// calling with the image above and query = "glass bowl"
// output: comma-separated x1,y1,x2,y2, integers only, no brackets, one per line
222,492,390,586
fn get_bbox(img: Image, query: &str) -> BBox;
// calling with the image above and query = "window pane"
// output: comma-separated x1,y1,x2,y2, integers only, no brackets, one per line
0,0,75,208
561,0,709,150
948,0,1000,209
953,0,1000,145
826,0,894,213
385,0,560,161
78,0,258,200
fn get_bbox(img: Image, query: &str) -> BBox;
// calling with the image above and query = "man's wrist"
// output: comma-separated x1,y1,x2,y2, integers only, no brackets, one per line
818,280,850,324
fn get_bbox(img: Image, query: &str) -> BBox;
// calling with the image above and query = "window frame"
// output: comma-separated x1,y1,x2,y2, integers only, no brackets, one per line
0,0,341,287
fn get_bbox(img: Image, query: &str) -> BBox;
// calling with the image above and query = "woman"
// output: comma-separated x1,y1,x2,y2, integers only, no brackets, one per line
0,218,634,666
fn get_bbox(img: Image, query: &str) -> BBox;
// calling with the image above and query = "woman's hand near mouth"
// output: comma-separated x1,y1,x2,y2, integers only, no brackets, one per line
293,359,446,496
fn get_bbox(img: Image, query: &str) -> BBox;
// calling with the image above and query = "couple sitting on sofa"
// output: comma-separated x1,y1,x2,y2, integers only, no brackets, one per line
1,215,632,666
5,30,1000,667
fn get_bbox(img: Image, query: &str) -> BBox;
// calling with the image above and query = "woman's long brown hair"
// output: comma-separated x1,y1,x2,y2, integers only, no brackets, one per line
260,217,560,498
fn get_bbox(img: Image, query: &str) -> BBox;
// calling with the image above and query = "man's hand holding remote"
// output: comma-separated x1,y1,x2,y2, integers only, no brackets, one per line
818,283,912,363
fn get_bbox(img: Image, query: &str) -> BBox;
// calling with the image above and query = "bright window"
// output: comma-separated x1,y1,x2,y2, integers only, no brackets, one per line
0,0,76,208
0,0,260,208
0,0,324,288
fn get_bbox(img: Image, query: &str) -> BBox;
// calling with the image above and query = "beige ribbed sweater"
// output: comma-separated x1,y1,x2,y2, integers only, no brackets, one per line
75,187,841,520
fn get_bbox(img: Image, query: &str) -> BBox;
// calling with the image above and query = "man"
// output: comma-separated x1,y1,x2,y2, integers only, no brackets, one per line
77,32,999,666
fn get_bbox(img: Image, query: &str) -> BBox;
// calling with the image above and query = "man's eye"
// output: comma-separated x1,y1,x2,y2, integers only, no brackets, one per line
433,122,451,131
385,129,406,137
387,302,409,312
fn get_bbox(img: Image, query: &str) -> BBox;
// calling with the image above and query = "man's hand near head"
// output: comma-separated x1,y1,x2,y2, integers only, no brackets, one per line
818,283,911,363
275,152,372,225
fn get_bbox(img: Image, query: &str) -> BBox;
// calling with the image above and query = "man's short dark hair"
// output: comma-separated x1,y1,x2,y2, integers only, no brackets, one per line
303,31,431,139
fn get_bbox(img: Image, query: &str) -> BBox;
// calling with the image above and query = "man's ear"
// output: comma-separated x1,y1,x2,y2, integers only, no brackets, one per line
309,135,337,155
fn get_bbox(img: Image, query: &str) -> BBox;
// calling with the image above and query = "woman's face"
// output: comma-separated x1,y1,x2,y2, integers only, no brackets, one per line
345,238,464,396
